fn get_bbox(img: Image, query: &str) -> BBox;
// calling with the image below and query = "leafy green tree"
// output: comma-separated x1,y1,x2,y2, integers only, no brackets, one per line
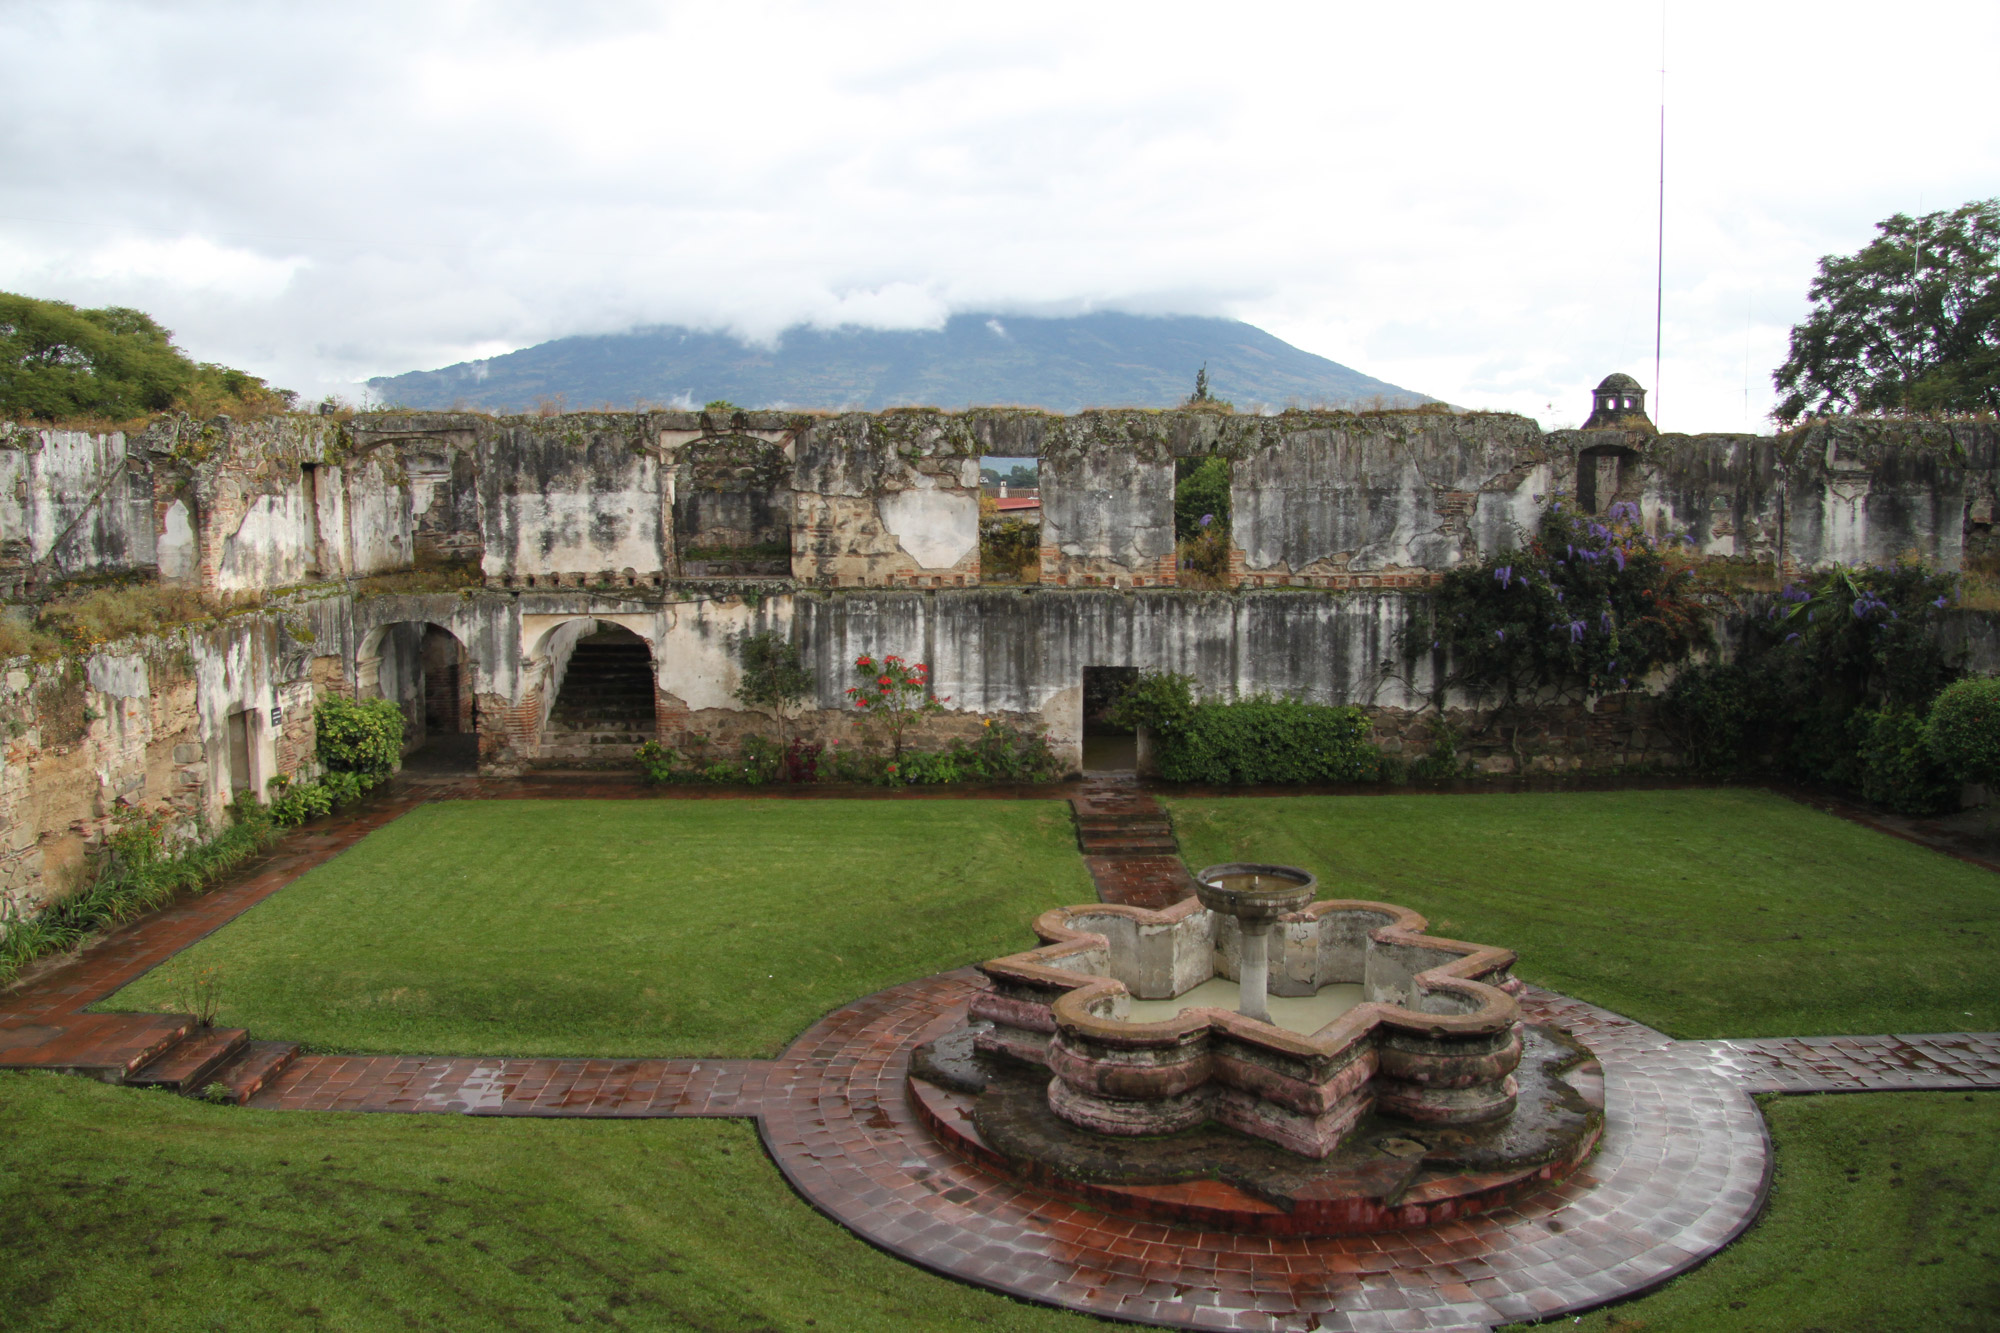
1773,199,2000,423
1189,363,1210,403
733,631,814,745
0,289,293,422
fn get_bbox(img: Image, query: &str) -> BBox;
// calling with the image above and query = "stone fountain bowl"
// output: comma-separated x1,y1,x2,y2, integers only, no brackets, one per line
1194,863,1317,924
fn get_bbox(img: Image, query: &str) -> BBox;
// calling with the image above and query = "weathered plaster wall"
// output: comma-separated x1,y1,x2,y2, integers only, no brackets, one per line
0,428,155,594
474,417,667,585
0,610,319,924
791,413,981,587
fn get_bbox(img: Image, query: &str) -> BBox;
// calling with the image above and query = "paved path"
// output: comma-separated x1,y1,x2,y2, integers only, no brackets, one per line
2,773,1996,1331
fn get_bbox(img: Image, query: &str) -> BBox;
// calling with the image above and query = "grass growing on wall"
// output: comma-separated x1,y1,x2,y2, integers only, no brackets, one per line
102,799,1093,1058
1166,789,1999,1039
0,1072,1101,1333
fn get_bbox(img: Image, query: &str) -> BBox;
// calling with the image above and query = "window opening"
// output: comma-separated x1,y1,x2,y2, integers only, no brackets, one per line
978,456,1040,583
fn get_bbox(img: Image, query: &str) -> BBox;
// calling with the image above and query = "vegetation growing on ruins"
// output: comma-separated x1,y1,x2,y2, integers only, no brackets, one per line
0,805,275,988
102,799,1093,1058
1662,562,1967,812
1416,500,1711,707
0,290,295,424
1774,198,2000,423
1168,788,1999,1039
1109,672,1384,784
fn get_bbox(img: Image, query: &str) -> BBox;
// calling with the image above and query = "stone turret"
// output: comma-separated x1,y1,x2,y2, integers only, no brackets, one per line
1583,372,1652,431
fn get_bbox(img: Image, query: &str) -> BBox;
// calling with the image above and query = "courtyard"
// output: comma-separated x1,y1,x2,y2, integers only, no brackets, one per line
2,782,1996,1331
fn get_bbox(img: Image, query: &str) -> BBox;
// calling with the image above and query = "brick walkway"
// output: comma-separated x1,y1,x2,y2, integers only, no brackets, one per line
3,773,1997,1331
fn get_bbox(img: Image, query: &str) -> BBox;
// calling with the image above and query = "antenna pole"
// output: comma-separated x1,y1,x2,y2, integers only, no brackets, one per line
1653,6,1666,429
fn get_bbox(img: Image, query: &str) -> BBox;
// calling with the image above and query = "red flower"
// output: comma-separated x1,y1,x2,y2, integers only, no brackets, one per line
855,656,871,668
878,675,891,686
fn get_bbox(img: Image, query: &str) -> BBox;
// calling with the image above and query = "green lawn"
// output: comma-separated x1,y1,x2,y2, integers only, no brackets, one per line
1502,1091,2000,1333
4,1075,1990,1333
0,1072,1098,1333
104,799,1093,1059
1166,789,1999,1038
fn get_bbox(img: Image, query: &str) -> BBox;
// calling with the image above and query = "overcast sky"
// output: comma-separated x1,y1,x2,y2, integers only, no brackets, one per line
3,0,1995,431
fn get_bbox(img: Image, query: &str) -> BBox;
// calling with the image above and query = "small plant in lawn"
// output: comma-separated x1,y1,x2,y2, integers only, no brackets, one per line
198,1081,234,1104
846,655,947,759
169,961,224,1027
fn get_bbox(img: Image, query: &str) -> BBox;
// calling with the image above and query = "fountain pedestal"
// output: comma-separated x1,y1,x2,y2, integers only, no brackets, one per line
1193,863,1317,1024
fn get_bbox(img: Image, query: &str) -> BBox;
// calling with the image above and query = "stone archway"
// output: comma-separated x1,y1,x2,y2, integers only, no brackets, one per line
355,620,478,770
523,617,664,767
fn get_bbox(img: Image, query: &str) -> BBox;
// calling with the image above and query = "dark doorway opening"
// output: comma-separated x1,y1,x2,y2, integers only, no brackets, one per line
226,709,253,795
1082,666,1139,772
369,621,478,774
544,626,657,765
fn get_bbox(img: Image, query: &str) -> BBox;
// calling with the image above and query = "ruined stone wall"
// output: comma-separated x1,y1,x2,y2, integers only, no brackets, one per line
0,427,156,595
0,609,321,923
13,409,1997,599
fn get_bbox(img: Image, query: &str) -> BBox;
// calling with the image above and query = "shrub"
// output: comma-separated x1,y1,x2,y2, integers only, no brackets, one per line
845,654,947,759
0,803,275,987
1856,707,1959,815
266,778,331,828
1155,698,1382,785
1926,676,2000,784
1107,672,1196,736
315,695,403,774
1419,501,1710,705
1660,661,1761,774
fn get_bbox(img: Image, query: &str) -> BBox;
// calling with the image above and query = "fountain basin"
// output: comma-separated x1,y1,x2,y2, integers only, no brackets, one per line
967,892,1526,1158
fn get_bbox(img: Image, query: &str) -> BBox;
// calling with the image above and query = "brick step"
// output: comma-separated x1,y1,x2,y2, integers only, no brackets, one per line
1080,835,1180,856
211,1040,301,1104
1075,815,1172,834
128,1026,248,1093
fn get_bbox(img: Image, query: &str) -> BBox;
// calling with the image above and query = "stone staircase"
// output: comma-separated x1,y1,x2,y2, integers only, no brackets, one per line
1069,772,1200,910
0,1011,300,1105
129,1027,301,1103
540,635,657,765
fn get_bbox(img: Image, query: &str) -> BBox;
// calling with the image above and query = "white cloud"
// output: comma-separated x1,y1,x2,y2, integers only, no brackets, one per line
0,0,1994,427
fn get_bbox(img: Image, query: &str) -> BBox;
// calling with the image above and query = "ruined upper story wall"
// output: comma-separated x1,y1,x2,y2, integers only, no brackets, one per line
0,427,157,594
8,408,1997,598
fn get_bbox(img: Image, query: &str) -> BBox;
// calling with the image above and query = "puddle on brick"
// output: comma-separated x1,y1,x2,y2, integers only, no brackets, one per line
1119,978,1365,1036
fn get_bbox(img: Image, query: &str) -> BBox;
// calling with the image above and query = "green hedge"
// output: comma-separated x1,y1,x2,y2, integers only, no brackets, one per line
315,696,404,775
1856,707,1959,815
1155,698,1382,785
1927,676,2000,786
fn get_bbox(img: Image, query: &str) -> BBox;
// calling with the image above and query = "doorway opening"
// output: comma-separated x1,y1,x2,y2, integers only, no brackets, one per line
1082,666,1140,772
226,709,254,795
543,625,657,765
358,621,478,773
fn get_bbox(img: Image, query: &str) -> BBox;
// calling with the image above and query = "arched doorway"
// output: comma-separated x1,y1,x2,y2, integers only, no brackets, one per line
356,621,478,773
540,623,659,766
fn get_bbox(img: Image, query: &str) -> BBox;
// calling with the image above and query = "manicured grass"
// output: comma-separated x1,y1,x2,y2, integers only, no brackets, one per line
103,799,1092,1058
0,1072,1098,1333
1166,789,1999,1038
1501,1091,2000,1333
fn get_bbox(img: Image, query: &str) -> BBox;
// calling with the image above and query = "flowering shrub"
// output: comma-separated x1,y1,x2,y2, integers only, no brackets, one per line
845,654,948,758
1418,501,1710,705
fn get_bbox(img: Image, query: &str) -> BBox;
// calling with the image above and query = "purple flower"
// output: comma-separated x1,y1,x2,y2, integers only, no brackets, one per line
1200,513,1214,528
1784,632,1801,643
1933,596,1949,608
1495,566,1513,585
1568,620,1585,643
1494,629,1506,641
1611,548,1626,572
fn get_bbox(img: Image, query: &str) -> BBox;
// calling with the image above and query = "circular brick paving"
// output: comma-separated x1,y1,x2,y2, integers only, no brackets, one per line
758,973,1772,1333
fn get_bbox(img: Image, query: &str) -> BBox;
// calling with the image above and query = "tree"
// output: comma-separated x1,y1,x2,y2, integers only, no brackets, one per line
1773,199,2000,423
733,631,814,745
0,289,294,422
1189,363,1210,404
